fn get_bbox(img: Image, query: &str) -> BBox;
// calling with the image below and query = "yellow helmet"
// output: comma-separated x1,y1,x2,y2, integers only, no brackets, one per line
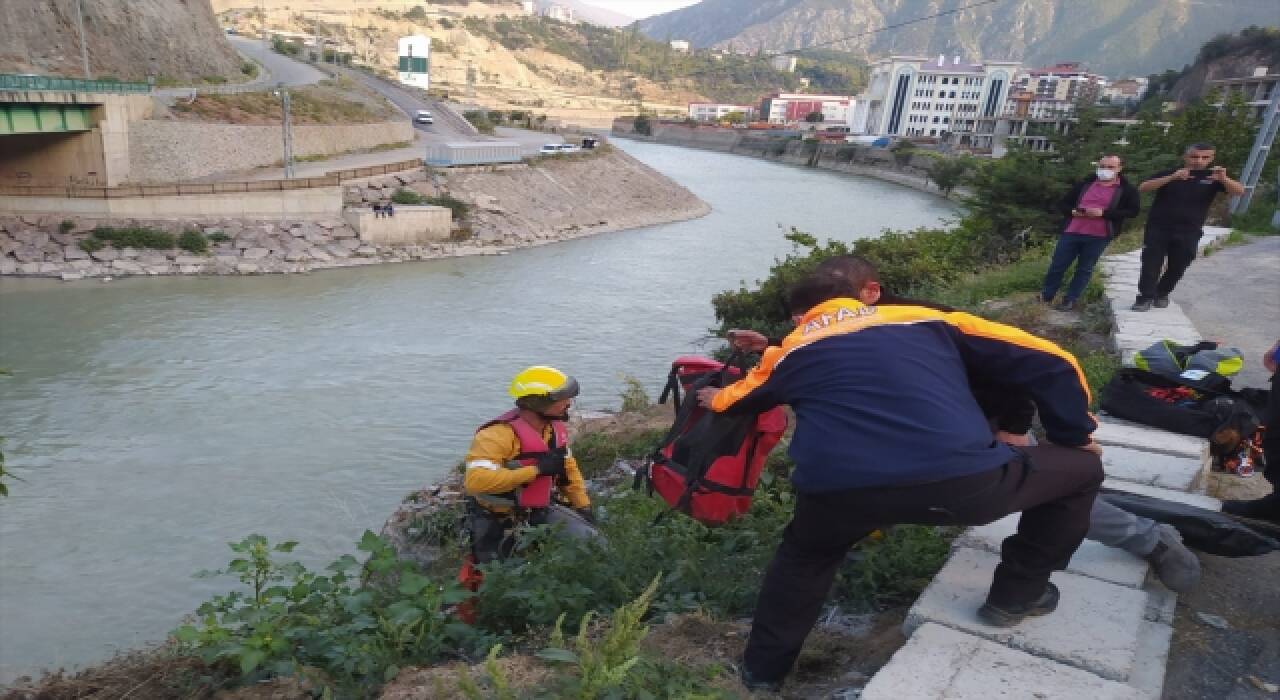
509,366,580,402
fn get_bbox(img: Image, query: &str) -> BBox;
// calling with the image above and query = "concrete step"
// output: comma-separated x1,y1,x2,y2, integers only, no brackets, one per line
862,622,1146,700
1100,444,1204,491
956,515,1149,588
1093,416,1206,459
1102,478,1222,510
904,547,1150,682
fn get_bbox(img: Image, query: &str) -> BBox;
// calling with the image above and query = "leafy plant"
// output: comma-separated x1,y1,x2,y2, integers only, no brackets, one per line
78,237,105,253
178,230,209,254
536,574,661,698
391,188,424,205
59,219,75,234
175,532,485,695
618,375,651,412
90,226,177,250
207,232,232,244
426,194,470,220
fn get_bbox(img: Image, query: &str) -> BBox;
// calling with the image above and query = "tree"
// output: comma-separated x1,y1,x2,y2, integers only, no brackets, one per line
804,111,825,123
722,111,746,125
928,157,973,197
961,147,1065,254
633,114,652,136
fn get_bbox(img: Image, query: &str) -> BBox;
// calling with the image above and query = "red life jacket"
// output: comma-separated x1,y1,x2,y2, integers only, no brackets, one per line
477,408,568,509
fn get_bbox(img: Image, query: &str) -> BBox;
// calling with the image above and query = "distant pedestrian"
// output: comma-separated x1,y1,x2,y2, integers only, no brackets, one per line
1131,143,1244,311
385,203,395,218
373,203,384,218
1040,154,1140,311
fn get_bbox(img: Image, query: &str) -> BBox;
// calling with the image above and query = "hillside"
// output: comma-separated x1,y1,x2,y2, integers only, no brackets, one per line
0,0,243,82
637,0,1280,77
536,0,634,27
1162,27,1280,104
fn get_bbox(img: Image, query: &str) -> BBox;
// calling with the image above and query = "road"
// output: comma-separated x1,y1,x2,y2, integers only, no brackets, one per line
227,35,325,88
337,67,560,156
1174,234,1280,388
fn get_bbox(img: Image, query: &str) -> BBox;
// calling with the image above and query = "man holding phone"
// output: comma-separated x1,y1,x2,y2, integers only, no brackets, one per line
1131,143,1245,311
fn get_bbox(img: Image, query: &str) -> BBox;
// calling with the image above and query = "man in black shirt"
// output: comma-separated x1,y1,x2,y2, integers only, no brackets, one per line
1132,143,1244,311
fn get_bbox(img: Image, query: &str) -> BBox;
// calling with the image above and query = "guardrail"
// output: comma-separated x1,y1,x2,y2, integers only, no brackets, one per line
0,73,151,94
0,158,425,199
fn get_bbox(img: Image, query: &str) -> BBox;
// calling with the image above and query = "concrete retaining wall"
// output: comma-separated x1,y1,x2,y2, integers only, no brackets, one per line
617,124,949,198
343,205,452,245
128,120,415,183
0,187,342,220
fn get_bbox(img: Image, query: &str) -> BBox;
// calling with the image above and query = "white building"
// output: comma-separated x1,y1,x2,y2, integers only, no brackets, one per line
541,3,574,22
687,102,756,122
859,55,1020,138
759,93,855,125
770,54,798,73
521,1,535,15
1101,77,1149,105
397,35,430,90
670,40,691,53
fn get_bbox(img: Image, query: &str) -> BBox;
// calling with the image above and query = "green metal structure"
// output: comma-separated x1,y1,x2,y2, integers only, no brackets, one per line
0,103,94,135
0,73,151,94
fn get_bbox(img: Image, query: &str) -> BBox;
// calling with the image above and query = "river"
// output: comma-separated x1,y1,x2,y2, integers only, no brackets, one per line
0,139,957,682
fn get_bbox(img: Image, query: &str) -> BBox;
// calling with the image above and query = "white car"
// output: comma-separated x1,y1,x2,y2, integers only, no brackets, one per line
414,110,434,125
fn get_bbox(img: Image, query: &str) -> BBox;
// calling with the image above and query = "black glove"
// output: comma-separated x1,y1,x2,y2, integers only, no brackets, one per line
535,449,566,477
574,507,597,525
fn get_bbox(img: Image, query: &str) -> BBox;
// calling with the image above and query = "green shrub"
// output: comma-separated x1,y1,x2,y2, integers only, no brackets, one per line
391,188,424,205
632,114,652,136
176,532,489,696
207,232,231,244
462,110,496,135
618,376,651,412
240,61,258,77
178,230,209,254
425,194,469,220
78,237,104,253
90,226,176,249
59,219,75,234
569,427,665,480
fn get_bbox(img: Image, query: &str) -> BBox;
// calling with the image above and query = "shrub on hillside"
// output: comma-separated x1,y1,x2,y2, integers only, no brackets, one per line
90,226,176,250
425,194,469,220
177,230,209,254
389,188,424,203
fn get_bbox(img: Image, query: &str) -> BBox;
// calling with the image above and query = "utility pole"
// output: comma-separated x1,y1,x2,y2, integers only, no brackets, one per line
278,85,295,178
75,0,92,79
1230,83,1280,215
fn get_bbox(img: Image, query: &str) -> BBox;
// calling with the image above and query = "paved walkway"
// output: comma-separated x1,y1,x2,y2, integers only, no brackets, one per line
860,227,1236,699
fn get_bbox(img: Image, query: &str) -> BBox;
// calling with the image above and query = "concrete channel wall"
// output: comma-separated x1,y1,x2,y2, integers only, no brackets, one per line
0,187,343,220
614,123,948,198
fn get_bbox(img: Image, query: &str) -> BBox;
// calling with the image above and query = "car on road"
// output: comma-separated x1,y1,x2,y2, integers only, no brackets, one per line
414,110,434,125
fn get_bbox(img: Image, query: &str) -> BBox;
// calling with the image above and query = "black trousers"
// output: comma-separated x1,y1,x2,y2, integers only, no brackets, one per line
1137,226,1202,301
743,445,1103,682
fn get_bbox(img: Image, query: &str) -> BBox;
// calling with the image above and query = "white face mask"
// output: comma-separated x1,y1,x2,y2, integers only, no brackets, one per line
1096,168,1118,181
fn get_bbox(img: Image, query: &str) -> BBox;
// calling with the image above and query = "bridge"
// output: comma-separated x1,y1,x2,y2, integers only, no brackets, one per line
0,74,153,187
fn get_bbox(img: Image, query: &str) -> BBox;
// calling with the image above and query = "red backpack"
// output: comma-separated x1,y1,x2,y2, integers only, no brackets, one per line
639,355,788,525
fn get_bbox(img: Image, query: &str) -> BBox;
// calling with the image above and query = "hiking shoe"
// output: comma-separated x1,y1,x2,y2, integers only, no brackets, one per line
1053,299,1077,312
977,582,1060,627
1131,298,1153,312
1147,525,1200,593
1037,293,1054,305
738,664,783,693
1154,297,1170,308
1222,494,1280,525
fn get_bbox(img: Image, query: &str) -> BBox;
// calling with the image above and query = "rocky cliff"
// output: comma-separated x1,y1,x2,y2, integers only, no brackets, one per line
638,0,1280,77
0,0,243,81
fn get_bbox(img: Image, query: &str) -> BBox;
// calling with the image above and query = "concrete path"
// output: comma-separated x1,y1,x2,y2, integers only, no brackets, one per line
861,227,1239,699
1173,234,1280,388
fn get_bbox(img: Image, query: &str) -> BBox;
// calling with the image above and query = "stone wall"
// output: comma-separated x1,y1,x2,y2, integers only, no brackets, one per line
614,123,954,199
128,120,415,183
0,215,485,280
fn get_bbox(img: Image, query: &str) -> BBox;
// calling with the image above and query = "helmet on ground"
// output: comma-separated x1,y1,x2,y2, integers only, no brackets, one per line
509,366,580,406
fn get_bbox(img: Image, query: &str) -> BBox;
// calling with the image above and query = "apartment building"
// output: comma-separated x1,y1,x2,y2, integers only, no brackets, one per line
687,102,756,122
858,55,1020,138
759,93,855,125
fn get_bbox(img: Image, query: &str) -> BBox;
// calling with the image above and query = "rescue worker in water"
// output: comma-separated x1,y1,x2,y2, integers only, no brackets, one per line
462,365,598,564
